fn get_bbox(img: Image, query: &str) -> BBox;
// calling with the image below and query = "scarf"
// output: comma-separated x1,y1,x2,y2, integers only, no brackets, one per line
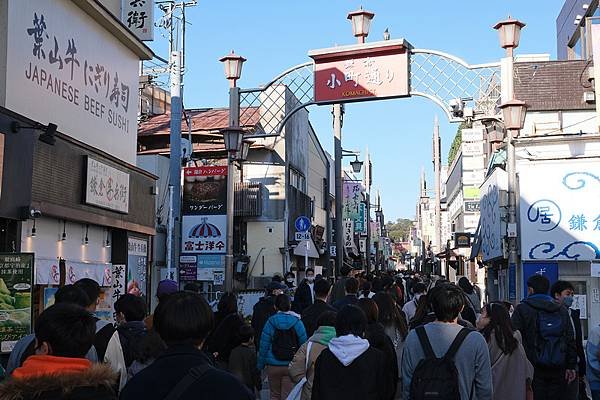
12,355,92,379
309,326,336,346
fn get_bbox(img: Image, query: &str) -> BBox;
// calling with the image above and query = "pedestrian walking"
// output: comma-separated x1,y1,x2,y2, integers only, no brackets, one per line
252,281,287,347
0,303,117,399
551,280,588,399
144,279,178,330
512,274,577,400
229,324,261,396
458,277,482,318
332,277,359,310
204,292,244,369
330,265,351,304
311,305,387,400
402,282,426,324
357,298,398,400
257,294,307,400
359,280,375,299
120,291,253,400
301,278,336,337
477,301,533,400
289,311,337,400
401,283,492,400
586,324,600,400
104,294,166,390
292,268,315,314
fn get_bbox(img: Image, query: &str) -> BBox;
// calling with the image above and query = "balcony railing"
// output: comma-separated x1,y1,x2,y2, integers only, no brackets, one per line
234,182,264,217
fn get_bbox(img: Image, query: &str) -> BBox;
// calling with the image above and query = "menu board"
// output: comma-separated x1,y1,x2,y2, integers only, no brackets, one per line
0,254,34,353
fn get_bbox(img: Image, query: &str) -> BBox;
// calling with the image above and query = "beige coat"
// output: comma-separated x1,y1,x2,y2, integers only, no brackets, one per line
488,330,534,400
288,341,327,400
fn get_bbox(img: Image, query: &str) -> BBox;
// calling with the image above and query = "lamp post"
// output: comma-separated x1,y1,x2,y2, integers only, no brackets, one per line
220,51,246,292
347,7,375,44
494,17,526,302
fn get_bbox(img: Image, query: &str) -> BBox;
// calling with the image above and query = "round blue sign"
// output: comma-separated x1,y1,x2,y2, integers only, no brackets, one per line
295,216,311,232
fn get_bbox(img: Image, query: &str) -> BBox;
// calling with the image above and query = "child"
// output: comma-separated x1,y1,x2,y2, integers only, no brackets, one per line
229,324,261,396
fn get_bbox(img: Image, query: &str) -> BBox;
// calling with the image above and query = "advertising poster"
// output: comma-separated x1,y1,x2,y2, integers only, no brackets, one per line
96,287,114,323
43,287,58,310
0,254,34,353
183,166,228,215
181,215,227,254
127,238,148,297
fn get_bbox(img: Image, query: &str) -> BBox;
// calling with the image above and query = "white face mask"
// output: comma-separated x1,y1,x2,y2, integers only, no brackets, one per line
307,276,315,282
286,278,295,283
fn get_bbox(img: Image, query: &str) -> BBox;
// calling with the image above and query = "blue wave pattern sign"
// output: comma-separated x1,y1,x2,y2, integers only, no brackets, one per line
520,161,600,261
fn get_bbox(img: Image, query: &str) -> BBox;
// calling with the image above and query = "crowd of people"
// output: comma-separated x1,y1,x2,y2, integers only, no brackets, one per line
0,268,596,400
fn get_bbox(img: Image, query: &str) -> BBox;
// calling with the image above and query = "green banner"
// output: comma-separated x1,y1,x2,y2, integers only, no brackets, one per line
0,253,33,353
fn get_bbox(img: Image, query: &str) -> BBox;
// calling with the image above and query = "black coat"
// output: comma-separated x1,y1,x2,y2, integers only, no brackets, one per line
301,299,336,337
120,345,253,400
251,296,276,345
205,312,244,363
311,346,386,400
292,281,314,314
332,294,358,311
364,323,398,400
570,308,586,375
511,295,577,370
330,277,349,304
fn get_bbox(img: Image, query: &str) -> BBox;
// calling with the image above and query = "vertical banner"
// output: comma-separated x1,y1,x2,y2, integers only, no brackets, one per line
127,238,148,296
0,254,34,353
121,0,154,41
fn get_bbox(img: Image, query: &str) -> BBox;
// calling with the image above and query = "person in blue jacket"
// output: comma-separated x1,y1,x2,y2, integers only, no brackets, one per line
258,293,307,400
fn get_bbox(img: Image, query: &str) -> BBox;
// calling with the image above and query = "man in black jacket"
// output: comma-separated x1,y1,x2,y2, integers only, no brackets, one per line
330,265,351,304
333,277,359,310
120,291,253,400
302,278,336,337
251,281,286,347
512,274,577,400
551,280,586,399
292,268,315,314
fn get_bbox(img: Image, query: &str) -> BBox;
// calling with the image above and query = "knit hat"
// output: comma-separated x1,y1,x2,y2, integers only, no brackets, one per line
157,279,178,299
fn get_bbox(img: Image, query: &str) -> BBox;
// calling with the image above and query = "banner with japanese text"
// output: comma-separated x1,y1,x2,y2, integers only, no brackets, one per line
183,166,228,215
520,160,600,261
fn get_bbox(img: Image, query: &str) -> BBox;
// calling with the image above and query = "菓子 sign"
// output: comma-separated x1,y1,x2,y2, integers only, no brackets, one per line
121,0,154,41
4,0,140,164
85,157,130,213
309,39,411,104
520,160,600,261
182,215,227,254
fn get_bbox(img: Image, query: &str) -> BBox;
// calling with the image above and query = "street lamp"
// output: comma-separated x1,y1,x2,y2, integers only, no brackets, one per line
347,6,375,44
499,99,528,132
350,156,363,173
493,17,526,57
236,139,253,162
219,50,246,88
221,127,245,154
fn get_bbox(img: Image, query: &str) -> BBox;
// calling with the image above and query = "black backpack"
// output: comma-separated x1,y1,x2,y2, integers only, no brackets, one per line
270,320,299,361
525,301,567,368
410,327,472,400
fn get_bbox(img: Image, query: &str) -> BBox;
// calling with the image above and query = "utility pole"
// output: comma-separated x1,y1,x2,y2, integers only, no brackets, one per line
433,116,442,257
333,104,344,277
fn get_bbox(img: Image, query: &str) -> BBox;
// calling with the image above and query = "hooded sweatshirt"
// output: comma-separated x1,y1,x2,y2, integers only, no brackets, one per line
511,293,577,370
328,334,370,366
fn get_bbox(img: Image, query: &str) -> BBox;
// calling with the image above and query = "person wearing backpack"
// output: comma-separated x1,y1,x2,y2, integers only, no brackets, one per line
512,274,577,400
401,283,492,400
258,293,307,400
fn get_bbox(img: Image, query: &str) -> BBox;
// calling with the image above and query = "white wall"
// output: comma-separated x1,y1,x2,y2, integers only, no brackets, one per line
21,217,111,264
246,221,285,278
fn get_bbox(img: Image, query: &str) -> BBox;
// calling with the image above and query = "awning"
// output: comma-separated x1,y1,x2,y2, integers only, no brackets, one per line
294,239,320,258
469,222,482,262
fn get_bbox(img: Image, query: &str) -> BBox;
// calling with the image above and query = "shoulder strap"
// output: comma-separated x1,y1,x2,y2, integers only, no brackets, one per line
445,328,472,360
163,363,213,400
305,342,313,370
416,326,436,359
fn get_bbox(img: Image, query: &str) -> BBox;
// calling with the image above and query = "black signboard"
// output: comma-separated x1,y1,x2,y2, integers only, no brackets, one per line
455,233,471,248
182,166,228,215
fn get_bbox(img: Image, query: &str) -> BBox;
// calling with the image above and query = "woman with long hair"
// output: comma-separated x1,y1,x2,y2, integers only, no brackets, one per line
373,292,408,399
477,301,533,400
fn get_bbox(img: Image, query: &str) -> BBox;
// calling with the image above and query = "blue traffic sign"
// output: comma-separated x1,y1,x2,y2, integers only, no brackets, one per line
295,216,311,232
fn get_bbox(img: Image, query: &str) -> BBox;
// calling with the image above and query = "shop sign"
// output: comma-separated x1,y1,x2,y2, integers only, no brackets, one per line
461,128,484,143
520,160,600,261
522,261,558,298
464,201,480,213
182,215,227,254
183,166,227,215
463,186,480,199
5,1,140,163
309,40,410,104
479,168,508,262
462,155,485,171
462,142,483,156
0,253,34,353
111,264,126,301
85,157,130,213
127,238,148,297
344,220,355,248
355,203,367,234
572,295,587,319
454,233,471,248
121,0,154,41
343,181,363,222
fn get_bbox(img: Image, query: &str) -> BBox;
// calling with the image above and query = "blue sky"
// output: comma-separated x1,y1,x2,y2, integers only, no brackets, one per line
148,0,565,222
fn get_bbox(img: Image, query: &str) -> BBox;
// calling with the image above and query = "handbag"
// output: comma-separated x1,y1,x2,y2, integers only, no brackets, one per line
286,342,313,400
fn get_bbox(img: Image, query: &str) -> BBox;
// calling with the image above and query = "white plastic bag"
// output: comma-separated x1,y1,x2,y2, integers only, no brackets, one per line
286,342,313,400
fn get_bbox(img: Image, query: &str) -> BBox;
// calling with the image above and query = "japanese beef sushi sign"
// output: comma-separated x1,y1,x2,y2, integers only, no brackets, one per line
0,254,34,353
4,0,140,164
181,166,228,256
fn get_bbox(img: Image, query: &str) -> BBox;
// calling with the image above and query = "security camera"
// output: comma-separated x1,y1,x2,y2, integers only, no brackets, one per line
30,209,42,218
448,98,464,118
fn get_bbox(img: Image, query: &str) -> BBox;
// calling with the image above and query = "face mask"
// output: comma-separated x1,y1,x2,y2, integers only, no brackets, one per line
307,276,315,282
415,293,423,301
287,278,295,283
563,295,574,308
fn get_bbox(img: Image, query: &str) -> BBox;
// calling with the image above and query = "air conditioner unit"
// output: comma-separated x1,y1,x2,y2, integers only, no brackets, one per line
584,91,596,104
